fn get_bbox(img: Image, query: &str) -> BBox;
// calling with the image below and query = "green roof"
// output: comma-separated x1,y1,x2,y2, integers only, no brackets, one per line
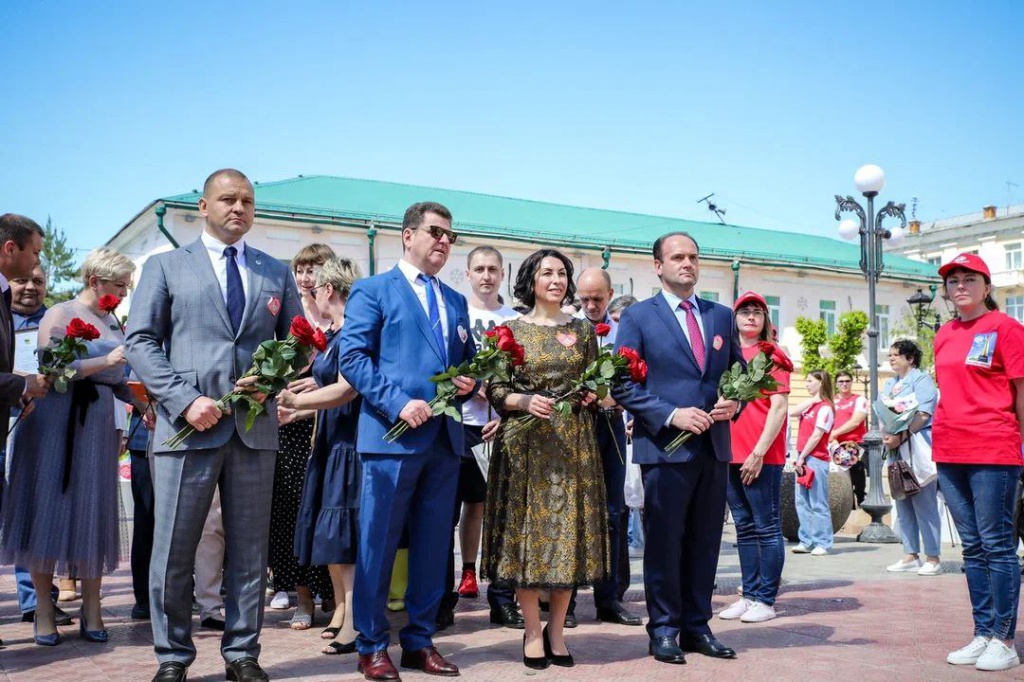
160,175,934,281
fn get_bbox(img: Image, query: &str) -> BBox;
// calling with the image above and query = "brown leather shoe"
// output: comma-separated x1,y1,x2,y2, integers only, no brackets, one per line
399,646,459,676
357,650,401,681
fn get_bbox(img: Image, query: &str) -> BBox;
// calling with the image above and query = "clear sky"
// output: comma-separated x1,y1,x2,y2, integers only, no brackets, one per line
1,0,1021,258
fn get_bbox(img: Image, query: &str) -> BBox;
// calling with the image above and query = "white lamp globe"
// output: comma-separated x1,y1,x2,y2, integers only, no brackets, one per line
887,226,906,247
837,218,860,240
854,164,885,194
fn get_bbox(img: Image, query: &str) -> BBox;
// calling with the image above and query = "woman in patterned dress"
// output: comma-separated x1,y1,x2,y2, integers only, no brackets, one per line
277,257,362,654
483,249,609,669
268,244,335,629
0,248,141,645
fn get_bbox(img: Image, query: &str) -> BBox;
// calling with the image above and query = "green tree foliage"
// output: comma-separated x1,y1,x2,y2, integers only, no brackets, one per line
796,311,868,377
891,308,937,372
41,216,79,306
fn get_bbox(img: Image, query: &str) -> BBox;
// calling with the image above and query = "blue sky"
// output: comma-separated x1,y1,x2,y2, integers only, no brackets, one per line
1,1,1021,258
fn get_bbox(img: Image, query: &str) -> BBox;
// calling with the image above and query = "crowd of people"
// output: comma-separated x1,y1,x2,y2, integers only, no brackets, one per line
0,168,1022,680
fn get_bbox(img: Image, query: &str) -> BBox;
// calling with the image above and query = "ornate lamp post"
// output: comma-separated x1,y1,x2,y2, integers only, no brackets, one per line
836,164,907,543
907,285,941,331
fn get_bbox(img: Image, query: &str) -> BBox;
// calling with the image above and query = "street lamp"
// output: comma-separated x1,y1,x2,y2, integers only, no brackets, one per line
836,164,907,544
907,285,941,331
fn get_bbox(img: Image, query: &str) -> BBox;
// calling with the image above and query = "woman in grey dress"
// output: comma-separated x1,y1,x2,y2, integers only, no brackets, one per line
0,248,139,645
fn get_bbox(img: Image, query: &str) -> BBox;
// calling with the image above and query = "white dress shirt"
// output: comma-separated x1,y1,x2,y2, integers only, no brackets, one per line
397,259,449,346
201,230,250,304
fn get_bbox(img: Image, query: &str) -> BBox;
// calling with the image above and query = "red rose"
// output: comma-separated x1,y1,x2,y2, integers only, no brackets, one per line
594,323,611,337
757,341,775,355
312,328,328,353
98,294,121,314
493,325,518,352
630,359,648,383
510,343,526,367
618,346,641,363
289,315,318,347
66,318,101,341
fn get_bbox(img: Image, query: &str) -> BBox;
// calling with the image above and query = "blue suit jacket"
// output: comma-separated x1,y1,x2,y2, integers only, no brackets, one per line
339,265,477,455
612,293,744,464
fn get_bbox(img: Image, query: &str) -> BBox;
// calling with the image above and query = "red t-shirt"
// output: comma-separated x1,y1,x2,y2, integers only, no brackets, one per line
730,344,792,465
933,311,1024,466
797,401,834,461
833,393,868,443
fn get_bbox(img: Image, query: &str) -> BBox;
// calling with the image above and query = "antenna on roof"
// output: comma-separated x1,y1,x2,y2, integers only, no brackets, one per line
697,193,727,224
1008,181,1020,210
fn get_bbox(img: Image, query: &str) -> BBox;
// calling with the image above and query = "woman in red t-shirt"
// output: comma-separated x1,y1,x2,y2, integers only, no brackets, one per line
720,292,792,624
933,253,1024,672
790,371,835,556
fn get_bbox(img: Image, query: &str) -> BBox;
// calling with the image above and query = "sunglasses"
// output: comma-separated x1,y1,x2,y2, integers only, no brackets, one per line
417,224,458,244
836,379,852,384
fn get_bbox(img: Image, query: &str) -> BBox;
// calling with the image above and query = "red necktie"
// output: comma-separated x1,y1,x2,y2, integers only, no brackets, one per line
680,300,705,370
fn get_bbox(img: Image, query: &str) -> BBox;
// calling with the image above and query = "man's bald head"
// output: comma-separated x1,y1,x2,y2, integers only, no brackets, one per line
577,267,614,323
202,168,251,198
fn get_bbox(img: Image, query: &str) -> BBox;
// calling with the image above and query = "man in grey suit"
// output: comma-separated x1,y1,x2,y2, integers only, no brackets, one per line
125,169,303,682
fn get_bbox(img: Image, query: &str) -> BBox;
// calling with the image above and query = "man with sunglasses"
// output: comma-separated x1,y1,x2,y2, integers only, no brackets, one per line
340,201,478,680
829,371,869,507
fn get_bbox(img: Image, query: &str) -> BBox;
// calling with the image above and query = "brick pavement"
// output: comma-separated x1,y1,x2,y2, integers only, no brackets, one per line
1,526,1018,681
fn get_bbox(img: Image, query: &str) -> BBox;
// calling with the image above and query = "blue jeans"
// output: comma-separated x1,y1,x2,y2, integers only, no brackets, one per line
795,456,832,550
727,463,784,605
937,463,1022,640
14,566,58,614
628,508,645,549
894,480,942,557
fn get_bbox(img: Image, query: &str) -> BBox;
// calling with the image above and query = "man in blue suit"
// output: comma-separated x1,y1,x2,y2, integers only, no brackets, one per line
340,202,477,681
613,232,743,665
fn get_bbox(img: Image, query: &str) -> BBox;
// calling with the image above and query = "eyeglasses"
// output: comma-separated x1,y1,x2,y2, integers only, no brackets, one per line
100,279,132,289
836,379,852,384
736,308,765,317
417,224,458,244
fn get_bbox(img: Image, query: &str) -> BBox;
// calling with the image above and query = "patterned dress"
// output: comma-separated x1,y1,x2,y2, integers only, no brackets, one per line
482,318,609,588
0,300,130,579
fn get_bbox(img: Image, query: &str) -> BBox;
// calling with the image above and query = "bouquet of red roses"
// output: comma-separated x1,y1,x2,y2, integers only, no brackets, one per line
38,318,100,393
98,294,127,333
164,316,327,448
384,323,524,442
664,340,789,454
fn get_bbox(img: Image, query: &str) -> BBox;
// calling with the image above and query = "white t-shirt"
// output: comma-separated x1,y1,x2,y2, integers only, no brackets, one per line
464,304,519,426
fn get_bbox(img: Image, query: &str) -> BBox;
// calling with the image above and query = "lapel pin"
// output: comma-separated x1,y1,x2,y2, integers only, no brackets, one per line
712,335,723,350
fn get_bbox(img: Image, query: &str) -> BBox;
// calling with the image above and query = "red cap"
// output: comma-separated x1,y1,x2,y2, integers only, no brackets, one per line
734,291,768,311
938,253,991,280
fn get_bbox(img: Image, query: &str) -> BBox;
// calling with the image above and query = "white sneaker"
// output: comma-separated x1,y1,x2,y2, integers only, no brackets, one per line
886,558,921,572
811,547,829,556
269,591,290,610
976,639,1020,671
792,544,811,554
947,636,991,665
917,561,944,576
719,598,753,620
741,602,777,623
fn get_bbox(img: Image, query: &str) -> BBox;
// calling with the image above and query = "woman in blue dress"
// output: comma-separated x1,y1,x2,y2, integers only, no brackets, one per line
0,248,141,645
277,256,362,655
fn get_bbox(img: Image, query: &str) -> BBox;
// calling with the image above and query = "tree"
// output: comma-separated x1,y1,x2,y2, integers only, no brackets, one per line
41,216,79,306
795,311,869,377
891,309,938,373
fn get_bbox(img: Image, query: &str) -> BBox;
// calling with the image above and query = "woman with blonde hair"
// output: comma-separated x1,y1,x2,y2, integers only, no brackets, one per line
277,257,364,654
1,247,142,645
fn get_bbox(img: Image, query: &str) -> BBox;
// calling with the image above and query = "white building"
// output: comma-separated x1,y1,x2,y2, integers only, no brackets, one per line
890,203,1024,322
107,175,935,368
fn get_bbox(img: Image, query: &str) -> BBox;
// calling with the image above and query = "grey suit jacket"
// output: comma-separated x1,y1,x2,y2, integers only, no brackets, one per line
124,238,303,454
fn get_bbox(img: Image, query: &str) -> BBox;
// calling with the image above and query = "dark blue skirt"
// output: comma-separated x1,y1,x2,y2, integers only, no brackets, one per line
294,440,361,566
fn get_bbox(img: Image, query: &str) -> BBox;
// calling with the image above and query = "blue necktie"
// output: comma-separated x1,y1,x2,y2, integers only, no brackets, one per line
224,245,245,333
417,274,447,364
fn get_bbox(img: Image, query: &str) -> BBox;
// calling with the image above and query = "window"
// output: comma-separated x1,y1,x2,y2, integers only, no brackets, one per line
819,300,836,335
1007,295,1024,323
765,295,781,331
876,304,890,348
1006,243,1022,271
926,256,942,267
700,290,720,303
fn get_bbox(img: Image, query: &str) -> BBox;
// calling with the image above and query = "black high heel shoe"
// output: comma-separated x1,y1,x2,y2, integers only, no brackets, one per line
543,625,575,667
523,632,550,670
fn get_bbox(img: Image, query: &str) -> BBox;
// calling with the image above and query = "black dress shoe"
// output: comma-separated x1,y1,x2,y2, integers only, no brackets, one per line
200,616,226,631
563,612,578,629
542,625,574,667
22,606,74,626
680,633,737,659
435,608,455,631
152,661,188,682
489,603,525,629
595,603,643,626
225,656,269,682
648,636,686,664
522,632,549,670
132,604,152,620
